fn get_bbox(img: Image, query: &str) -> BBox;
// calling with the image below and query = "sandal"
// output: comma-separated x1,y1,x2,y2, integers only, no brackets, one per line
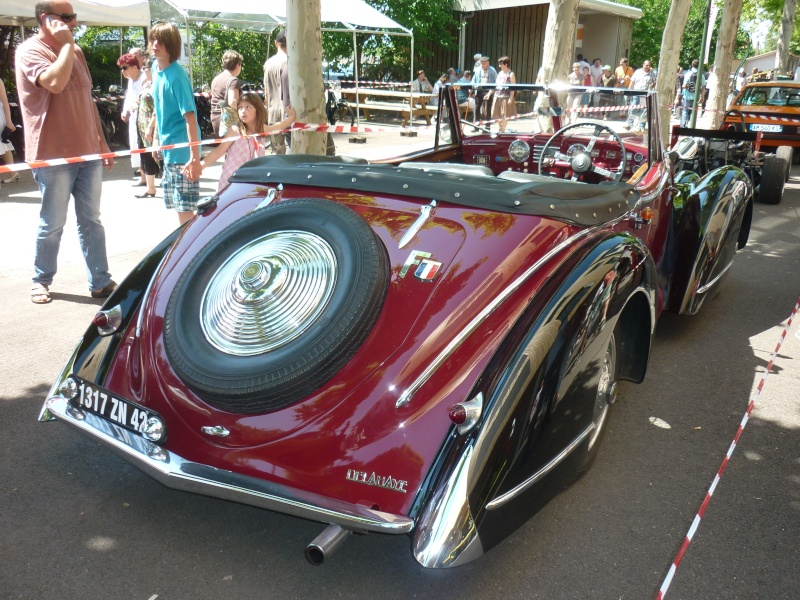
31,283,52,304
90,280,117,299
134,191,157,198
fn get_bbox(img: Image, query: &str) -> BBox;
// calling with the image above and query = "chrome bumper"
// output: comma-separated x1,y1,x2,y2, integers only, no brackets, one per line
41,393,413,535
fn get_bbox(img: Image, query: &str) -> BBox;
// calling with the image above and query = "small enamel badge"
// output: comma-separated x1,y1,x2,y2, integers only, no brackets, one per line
400,250,442,281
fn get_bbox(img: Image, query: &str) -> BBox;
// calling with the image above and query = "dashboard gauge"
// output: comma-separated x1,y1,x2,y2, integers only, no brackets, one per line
508,140,531,163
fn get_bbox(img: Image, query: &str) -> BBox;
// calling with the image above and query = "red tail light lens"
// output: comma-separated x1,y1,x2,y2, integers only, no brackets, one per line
93,305,122,336
449,405,467,425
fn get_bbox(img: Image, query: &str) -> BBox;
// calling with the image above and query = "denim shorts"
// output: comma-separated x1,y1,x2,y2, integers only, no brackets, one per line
162,163,199,212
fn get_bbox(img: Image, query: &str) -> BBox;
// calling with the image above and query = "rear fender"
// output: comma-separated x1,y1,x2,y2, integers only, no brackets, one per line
668,165,752,315
411,233,657,567
50,226,183,395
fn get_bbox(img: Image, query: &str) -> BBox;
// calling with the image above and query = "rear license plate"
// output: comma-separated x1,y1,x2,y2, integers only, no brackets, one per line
71,377,159,436
750,123,783,132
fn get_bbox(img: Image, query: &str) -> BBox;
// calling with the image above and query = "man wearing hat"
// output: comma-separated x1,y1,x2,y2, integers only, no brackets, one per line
598,65,617,117
471,56,497,119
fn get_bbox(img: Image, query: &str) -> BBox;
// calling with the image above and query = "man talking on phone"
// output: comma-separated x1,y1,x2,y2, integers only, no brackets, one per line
15,1,116,304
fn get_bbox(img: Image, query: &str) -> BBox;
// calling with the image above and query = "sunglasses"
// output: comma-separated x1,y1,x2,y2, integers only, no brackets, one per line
47,12,78,23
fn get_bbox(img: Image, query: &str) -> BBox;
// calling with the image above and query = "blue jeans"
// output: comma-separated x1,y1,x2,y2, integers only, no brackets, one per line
31,161,112,290
681,99,695,128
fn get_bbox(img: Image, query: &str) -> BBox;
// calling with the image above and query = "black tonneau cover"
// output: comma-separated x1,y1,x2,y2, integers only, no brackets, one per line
230,155,640,227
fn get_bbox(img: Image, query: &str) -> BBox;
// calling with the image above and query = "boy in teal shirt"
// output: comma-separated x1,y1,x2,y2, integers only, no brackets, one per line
146,22,201,224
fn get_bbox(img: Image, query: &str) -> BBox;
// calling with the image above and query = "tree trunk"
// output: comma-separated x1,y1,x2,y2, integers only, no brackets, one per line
287,0,327,155
776,0,798,73
540,0,581,85
655,0,692,148
701,0,745,130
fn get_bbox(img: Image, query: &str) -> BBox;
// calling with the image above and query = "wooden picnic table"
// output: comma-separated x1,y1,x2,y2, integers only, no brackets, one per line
339,88,436,126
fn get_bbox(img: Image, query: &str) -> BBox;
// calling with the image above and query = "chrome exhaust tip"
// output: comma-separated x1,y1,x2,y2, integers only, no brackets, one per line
305,524,352,566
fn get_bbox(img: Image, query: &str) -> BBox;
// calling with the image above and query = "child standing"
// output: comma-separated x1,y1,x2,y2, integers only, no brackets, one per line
146,23,201,224
200,92,296,192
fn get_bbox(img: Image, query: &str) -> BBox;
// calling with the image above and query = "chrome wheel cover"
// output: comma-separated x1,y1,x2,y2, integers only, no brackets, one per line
587,333,617,451
200,230,337,356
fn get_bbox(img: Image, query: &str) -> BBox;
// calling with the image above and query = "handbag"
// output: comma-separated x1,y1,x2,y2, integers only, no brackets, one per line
1,126,15,144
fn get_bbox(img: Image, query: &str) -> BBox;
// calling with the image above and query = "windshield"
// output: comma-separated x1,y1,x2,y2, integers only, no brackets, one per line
453,85,652,140
738,86,800,106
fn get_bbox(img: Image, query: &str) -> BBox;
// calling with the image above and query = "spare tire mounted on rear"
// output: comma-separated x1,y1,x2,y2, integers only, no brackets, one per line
164,198,390,414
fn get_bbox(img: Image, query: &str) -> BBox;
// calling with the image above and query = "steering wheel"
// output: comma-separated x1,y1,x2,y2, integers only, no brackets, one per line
538,121,628,182
721,109,746,133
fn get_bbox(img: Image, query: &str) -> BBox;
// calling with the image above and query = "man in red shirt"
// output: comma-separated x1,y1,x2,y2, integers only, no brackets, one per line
15,1,115,304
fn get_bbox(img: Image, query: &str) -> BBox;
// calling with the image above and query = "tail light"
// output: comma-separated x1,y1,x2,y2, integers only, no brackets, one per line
449,392,483,434
94,305,122,336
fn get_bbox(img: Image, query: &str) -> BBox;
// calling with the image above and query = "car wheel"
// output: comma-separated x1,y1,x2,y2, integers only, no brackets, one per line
759,156,787,205
776,146,793,181
163,199,390,414
578,327,619,473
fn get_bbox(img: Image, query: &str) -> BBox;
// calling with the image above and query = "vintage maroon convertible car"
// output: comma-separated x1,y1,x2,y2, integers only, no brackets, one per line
41,84,752,568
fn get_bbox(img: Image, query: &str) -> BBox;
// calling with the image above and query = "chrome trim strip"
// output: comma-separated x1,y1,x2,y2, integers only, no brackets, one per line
396,226,600,408
399,200,437,249
696,259,734,295
486,423,595,510
43,395,413,534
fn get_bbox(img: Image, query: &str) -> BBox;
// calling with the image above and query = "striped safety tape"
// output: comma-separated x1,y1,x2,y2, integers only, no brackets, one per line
0,122,401,174
325,79,410,87
655,296,800,599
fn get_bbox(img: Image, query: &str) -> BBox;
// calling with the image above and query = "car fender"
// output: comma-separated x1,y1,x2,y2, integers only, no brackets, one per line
411,232,657,568
40,225,184,422
668,165,753,315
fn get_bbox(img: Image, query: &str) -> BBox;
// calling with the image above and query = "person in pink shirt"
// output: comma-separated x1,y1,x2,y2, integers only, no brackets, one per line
15,0,115,304
200,92,295,192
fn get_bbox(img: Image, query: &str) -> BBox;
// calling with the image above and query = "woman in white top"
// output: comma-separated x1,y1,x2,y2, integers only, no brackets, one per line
0,78,18,184
118,53,148,186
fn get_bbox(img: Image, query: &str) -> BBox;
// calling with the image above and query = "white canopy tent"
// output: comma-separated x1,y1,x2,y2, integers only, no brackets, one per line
1,0,416,125
0,0,150,27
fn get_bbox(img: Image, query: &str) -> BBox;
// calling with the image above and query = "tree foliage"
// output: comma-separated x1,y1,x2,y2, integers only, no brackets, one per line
322,0,459,82
189,23,274,88
615,0,755,67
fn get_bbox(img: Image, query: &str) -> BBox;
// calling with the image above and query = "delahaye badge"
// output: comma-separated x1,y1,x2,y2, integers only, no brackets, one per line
346,469,408,493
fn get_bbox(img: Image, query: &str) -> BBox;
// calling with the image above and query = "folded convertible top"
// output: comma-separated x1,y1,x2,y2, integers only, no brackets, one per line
230,155,640,227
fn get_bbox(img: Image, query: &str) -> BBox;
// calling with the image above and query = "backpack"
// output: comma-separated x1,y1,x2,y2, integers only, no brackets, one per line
687,71,697,93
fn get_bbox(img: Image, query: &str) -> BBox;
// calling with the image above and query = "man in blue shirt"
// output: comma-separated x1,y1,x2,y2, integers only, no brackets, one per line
681,59,703,128
147,22,201,224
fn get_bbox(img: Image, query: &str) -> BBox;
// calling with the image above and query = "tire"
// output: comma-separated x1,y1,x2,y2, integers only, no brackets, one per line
337,103,355,127
759,156,787,205
163,199,390,414
776,146,793,181
577,327,620,474
100,119,112,147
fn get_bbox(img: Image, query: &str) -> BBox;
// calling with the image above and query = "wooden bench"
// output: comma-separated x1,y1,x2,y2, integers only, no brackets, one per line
341,88,435,126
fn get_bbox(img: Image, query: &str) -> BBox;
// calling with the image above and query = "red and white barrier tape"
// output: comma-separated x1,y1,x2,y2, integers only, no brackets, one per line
564,104,636,114
0,122,401,174
325,79,410,87
655,296,800,600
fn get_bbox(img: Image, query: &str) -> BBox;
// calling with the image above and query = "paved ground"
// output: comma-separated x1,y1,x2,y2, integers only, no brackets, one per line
0,130,798,599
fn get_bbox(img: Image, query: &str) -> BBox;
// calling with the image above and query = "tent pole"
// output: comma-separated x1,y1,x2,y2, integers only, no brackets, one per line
409,32,414,129
185,15,193,87
353,30,360,128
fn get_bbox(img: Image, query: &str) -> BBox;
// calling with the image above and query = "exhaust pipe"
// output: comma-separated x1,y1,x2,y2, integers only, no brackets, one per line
305,524,352,566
